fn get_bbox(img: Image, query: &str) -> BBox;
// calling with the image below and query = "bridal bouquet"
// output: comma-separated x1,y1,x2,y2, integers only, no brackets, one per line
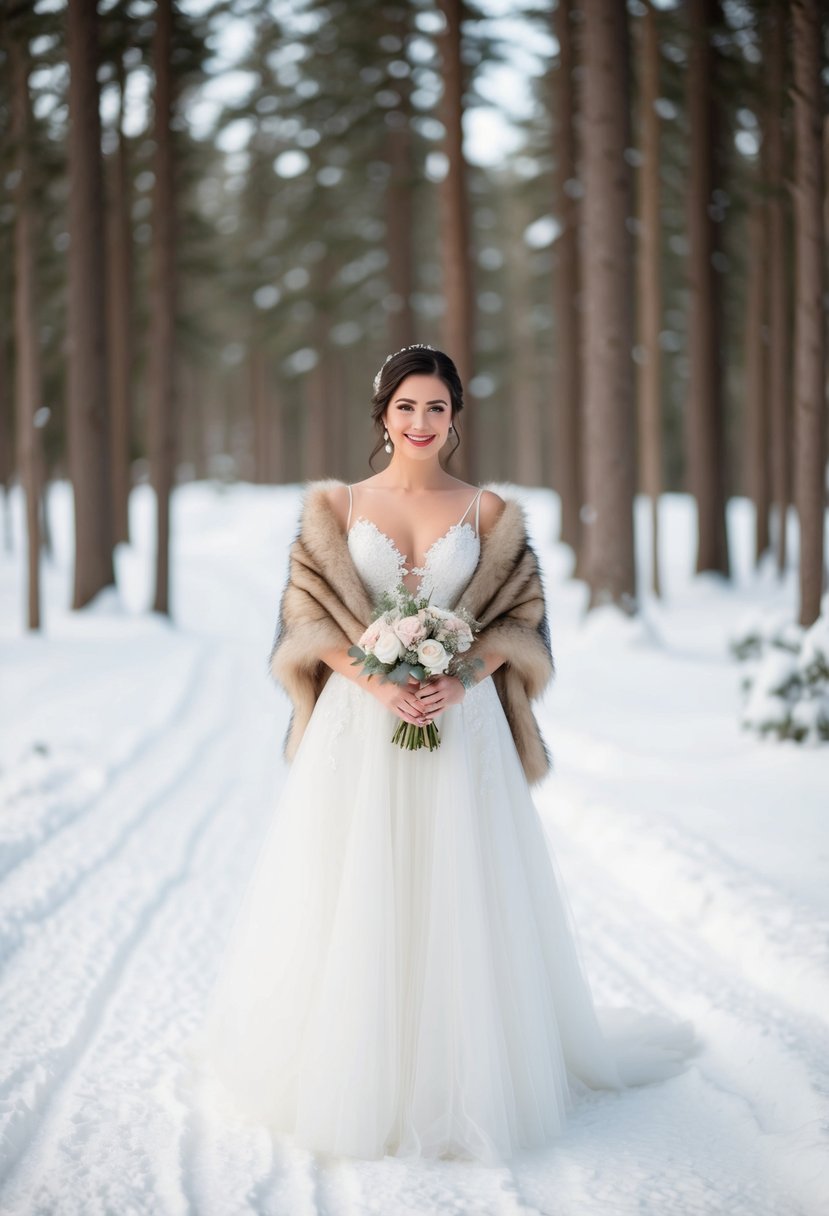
348,584,484,751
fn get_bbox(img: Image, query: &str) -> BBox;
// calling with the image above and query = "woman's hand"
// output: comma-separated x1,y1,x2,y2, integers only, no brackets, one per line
369,673,433,726
415,674,466,718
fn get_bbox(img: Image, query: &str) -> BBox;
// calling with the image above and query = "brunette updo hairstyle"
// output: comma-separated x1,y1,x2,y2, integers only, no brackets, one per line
368,344,464,471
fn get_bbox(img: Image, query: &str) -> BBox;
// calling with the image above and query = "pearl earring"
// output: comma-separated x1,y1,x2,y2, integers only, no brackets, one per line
383,428,393,454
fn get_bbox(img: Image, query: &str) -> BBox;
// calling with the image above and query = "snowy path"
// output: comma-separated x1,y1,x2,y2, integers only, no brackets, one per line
1,482,827,1215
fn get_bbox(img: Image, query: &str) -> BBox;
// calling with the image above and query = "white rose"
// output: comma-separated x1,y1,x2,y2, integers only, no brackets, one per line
417,638,450,673
374,627,404,665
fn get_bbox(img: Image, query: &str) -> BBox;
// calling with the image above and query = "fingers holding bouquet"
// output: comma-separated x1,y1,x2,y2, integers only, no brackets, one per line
372,673,433,727
416,674,466,715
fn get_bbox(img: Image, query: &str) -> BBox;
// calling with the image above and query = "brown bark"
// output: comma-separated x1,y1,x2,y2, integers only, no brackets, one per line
0,306,10,495
269,379,286,484
107,49,133,545
11,27,42,629
550,0,582,556
329,346,348,480
792,0,826,627
67,0,115,607
685,0,730,577
764,0,791,574
148,0,177,615
385,6,415,351
580,0,637,613
824,114,829,245
437,0,475,481
636,0,664,599
508,194,542,488
743,198,770,564
305,356,327,482
250,344,270,484
0,302,12,553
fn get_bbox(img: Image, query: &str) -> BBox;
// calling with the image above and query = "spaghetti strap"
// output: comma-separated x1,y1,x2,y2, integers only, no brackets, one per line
475,486,483,535
346,484,353,531
458,486,484,535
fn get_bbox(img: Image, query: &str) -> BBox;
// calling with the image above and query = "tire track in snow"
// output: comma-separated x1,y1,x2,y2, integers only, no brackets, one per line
530,821,829,1216
0,648,287,1214
0,646,227,968
549,730,829,1026
0,644,204,883
0,651,247,1199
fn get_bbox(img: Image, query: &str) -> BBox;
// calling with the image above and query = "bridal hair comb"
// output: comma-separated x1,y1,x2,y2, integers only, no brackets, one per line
372,343,436,393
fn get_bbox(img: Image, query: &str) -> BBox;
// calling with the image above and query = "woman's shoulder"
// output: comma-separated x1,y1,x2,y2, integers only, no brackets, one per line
478,488,507,540
433,480,506,539
435,476,507,526
322,481,350,531
318,474,386,532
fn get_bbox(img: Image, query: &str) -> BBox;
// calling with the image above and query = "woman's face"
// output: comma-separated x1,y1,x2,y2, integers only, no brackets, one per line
382,373,453,459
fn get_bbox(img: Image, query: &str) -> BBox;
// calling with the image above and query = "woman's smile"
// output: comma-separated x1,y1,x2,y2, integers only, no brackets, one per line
404,433,436,446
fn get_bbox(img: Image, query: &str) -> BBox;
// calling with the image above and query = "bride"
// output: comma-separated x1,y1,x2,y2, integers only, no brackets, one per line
187,343,697,1165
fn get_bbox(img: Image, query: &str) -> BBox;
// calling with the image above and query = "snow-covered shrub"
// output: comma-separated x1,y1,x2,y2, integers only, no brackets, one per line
730,597,829,744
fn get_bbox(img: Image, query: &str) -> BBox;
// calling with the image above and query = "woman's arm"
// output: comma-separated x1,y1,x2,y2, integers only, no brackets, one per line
319,641,431,725
318,643,373,685
469,490,508,682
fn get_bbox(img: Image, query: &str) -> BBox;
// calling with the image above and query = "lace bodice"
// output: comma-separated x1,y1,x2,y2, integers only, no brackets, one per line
346,486,483,608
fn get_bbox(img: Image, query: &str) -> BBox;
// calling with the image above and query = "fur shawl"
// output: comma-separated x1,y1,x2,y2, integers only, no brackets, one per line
268,478,555,786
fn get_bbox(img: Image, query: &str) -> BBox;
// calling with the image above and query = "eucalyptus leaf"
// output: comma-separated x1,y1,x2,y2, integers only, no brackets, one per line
385,662,419,685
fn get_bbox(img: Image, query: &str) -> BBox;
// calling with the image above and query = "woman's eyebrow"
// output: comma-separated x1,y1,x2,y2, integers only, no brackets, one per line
393,396,448,404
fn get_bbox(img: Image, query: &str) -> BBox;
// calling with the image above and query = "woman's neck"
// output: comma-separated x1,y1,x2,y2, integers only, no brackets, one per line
372,459,456,492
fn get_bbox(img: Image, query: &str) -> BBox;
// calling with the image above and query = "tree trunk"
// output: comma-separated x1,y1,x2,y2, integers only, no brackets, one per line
791,0,826,627
108,48,133,545
0,294,12,553
508,193,543,488
385,5,415,351
685,0,730,577
250,344,270,483
11,26,42,629
636,0,664,599
305,360,327,481
580,0,637,613
148,0,177,615
67,0,114,607
270,380,286,485
743,198,770,565
437,0,476,481
764,0,791,574
550,0,582,557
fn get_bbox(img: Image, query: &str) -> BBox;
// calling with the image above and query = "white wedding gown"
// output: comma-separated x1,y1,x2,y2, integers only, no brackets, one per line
185,488,697,1165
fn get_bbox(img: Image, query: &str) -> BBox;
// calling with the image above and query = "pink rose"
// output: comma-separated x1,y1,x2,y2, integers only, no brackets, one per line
394,614,427,648
359,617,384,649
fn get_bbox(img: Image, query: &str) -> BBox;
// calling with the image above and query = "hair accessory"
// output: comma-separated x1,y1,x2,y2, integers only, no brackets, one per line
372,343,436,394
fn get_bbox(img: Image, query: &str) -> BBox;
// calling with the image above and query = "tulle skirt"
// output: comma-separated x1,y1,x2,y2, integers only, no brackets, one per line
185,672,696,1165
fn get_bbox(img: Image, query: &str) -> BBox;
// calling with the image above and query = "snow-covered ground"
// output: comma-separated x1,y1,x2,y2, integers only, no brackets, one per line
0,478,827,1216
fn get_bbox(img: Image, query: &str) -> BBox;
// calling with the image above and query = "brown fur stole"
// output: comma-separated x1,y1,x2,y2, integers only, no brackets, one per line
269,478,555,785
